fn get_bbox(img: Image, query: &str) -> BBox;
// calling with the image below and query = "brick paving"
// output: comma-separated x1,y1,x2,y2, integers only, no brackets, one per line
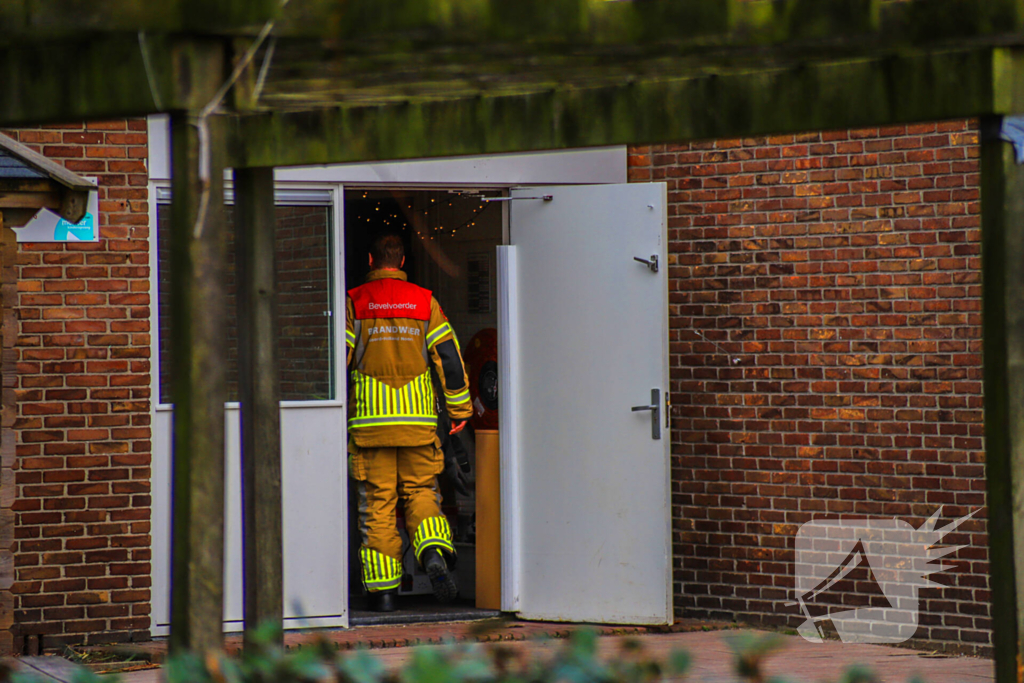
86,618,732,661
77,622,992,683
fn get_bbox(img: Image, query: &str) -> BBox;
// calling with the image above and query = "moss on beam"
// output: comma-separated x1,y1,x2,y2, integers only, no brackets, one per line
0,35,226,126
230,46,999,168
275,0,880,42
0,0,279,37
598,0,880,45
0,0,878,44
881,0,1024,42
0,0,1021,48
272,0,1024,48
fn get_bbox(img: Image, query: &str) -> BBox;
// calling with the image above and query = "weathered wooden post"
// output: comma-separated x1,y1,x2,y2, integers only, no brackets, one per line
982,111,1024,683
0,212,13,657
168,113,229,653
234,167,284,645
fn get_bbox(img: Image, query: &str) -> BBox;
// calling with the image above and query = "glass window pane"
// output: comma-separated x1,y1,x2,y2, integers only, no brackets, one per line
276,206,334,401
157,201,335,404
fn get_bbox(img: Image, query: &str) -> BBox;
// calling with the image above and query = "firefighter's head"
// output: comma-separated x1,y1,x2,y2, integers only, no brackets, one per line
369,233,405,270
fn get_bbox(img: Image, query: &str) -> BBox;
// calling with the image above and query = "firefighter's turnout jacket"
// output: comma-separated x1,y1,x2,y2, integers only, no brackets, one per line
346,269,472,440
345,269,472,592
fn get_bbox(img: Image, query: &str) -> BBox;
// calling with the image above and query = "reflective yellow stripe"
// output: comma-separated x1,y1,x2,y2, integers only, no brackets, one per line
446,387,471,404
350,370,437,430
346,328,356,348
360,547,402,592
413,515,455,561
350,416,437,429
426,322,453,348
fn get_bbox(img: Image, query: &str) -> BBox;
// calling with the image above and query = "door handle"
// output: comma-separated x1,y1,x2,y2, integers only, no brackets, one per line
633,255,659,273
631,388,661,440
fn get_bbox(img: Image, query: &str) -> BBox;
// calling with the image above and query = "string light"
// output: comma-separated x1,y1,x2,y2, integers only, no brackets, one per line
352,192,497,251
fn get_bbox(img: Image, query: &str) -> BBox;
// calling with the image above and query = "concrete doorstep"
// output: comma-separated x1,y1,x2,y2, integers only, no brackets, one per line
7,623,995,683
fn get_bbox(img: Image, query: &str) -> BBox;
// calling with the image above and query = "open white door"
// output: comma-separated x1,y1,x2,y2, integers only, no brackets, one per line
503,183,671,625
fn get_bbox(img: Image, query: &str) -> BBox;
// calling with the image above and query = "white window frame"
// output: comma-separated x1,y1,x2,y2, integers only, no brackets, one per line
148,181,347,411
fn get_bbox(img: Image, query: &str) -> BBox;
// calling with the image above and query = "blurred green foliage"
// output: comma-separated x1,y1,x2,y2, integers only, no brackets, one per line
1,624,896,683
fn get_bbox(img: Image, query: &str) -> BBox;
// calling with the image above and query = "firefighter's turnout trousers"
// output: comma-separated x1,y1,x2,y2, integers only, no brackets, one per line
346,269,472,593
349,442,454,592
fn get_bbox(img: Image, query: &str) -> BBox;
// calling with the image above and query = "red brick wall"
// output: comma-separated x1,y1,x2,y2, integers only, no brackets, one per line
3,122,151,649
629,121,989,652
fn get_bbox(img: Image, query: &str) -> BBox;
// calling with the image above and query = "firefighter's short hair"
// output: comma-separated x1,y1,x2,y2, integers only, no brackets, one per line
370,234,404,268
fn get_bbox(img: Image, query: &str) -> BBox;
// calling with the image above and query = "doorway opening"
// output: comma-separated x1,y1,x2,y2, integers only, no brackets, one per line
343,188,505,625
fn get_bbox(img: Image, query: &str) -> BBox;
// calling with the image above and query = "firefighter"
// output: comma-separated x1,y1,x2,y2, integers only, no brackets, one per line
346,234,472,612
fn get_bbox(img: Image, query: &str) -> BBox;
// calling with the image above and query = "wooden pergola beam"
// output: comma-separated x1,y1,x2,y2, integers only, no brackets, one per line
229,46,1000,168
0,0,279,37
3,0,1024,47
274,0,1024,44
1,2,1024,129
0,34,229,126
2,46,994,151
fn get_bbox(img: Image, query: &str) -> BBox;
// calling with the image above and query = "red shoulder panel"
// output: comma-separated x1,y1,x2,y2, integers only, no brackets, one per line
349,278,432,321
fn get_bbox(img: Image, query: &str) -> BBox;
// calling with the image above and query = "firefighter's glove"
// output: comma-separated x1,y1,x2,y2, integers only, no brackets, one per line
442,440,470,496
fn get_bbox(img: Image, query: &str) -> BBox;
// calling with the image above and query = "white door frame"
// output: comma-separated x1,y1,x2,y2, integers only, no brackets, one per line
148,182,349,635
147,114,630,633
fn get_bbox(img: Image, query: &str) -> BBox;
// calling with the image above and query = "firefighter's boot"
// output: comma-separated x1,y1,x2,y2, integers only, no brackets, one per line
422,548,458,603
370,589,398,613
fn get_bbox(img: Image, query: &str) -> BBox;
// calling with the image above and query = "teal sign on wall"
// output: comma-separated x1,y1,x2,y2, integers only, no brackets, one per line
14,180,100,243
52,211,96,241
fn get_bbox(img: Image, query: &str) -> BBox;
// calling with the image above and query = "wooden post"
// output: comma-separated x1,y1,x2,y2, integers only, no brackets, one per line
168,114,229,653
982,115,1024,683
0,212,14,656
234,167,284,645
